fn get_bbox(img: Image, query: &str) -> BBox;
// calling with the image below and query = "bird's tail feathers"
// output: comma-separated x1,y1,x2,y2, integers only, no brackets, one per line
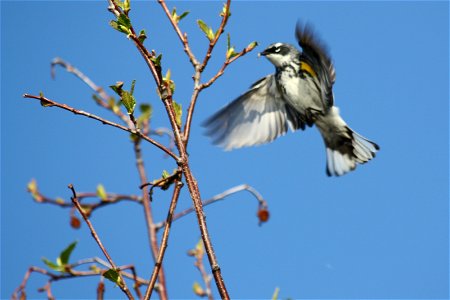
316,107,379,176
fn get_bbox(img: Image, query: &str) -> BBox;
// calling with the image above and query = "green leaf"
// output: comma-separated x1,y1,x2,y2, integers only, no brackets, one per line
162,170,170,179
172,101,182,127
171,7,189,23
123,0,130,13
28,179,43,202
137,103,153,127
110,81,124,96
171,7,177,19
96,184,107,201
58,241,77,266
220,3,231,17
110,13,131,35
197,19,214,41
226,47,237,60
27,179,38,194
247,41,258,51
42,258,63,272
121,91,136,114
130,79,136,95
138,29,147,44
38,91,52,107
225,34,239,59
150,54,162,68
178,11,189,21
108,97,121,114
163,69,175,93
192,282,206,297
55,197,65,204
103,268,123,287
271,287,280,300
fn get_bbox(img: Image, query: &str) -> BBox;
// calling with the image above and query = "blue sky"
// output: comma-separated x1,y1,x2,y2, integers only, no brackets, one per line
1,1,449,299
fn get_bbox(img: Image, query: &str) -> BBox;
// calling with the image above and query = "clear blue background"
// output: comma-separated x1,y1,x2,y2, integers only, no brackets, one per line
1,1,449,299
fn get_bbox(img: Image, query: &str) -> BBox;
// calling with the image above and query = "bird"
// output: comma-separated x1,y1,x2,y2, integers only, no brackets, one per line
203,22,379,176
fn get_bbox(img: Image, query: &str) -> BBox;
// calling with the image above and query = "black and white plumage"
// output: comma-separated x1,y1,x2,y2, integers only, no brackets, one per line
203,22,379,176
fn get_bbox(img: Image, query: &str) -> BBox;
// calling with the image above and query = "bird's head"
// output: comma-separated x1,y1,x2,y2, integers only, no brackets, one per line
259,43,298,68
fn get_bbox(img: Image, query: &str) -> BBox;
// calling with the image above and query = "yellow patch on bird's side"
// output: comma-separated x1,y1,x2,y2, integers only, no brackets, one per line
300,61,317,78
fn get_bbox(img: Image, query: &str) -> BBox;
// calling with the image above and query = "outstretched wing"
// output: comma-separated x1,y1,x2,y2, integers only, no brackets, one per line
296,22,336,109
203,75,305,150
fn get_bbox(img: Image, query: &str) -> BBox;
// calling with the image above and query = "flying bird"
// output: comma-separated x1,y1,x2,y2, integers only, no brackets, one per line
203,22,379,176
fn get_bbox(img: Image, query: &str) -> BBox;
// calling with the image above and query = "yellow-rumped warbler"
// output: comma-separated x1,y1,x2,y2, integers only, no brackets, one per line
203,22,379,176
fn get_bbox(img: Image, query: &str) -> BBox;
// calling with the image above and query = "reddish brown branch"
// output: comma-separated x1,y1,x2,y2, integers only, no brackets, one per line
144,180,183,300
68,184,134,299
183,43,256,146
50,57,133,126
133,139,169,300
23,93,178,161
157,0,199,68
108,3,232,298
201,44,257,89
199,0,232,72
11,260,149,299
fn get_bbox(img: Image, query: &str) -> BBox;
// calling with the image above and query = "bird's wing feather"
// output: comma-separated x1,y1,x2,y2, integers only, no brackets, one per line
296,22,336,109
203,75,305,150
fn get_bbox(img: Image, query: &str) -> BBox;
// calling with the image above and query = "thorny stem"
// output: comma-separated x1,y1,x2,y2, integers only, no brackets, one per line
144,180,183,300
133,139,169,300
68,184,134,299
22,93,178,161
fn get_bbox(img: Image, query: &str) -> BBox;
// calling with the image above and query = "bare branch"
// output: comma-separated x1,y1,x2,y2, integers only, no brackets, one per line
157,0,200,68
201,43,257,89
156,184,268,230
51,57,132,127
133,139,169,300
68,184,134,299
23,93,179,161
144,180,183,300
200,0,232,72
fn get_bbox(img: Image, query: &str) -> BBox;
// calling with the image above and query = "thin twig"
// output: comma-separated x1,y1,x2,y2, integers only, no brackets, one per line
157,0,199,68
195,251,213,300
133,139,169,300
183,43,257,146
68,184,134,300
29,189,141,210
155,184,267,230
199,0,232,72
201,44,257,89
23,93,178,161
38,281,55,300
11,260,150,300
51,57,132,127
144,180,183,300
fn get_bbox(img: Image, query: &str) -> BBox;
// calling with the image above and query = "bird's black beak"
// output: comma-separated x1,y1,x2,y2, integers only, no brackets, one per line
259,49,270,57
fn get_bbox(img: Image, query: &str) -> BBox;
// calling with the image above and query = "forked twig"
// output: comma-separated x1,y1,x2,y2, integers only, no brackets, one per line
68,184,134,299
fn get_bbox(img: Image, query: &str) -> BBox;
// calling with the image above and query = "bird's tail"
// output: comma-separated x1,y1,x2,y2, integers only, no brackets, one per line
315,107,379,176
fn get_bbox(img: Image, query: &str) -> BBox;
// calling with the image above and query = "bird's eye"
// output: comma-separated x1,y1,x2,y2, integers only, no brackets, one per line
274,47,281,53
